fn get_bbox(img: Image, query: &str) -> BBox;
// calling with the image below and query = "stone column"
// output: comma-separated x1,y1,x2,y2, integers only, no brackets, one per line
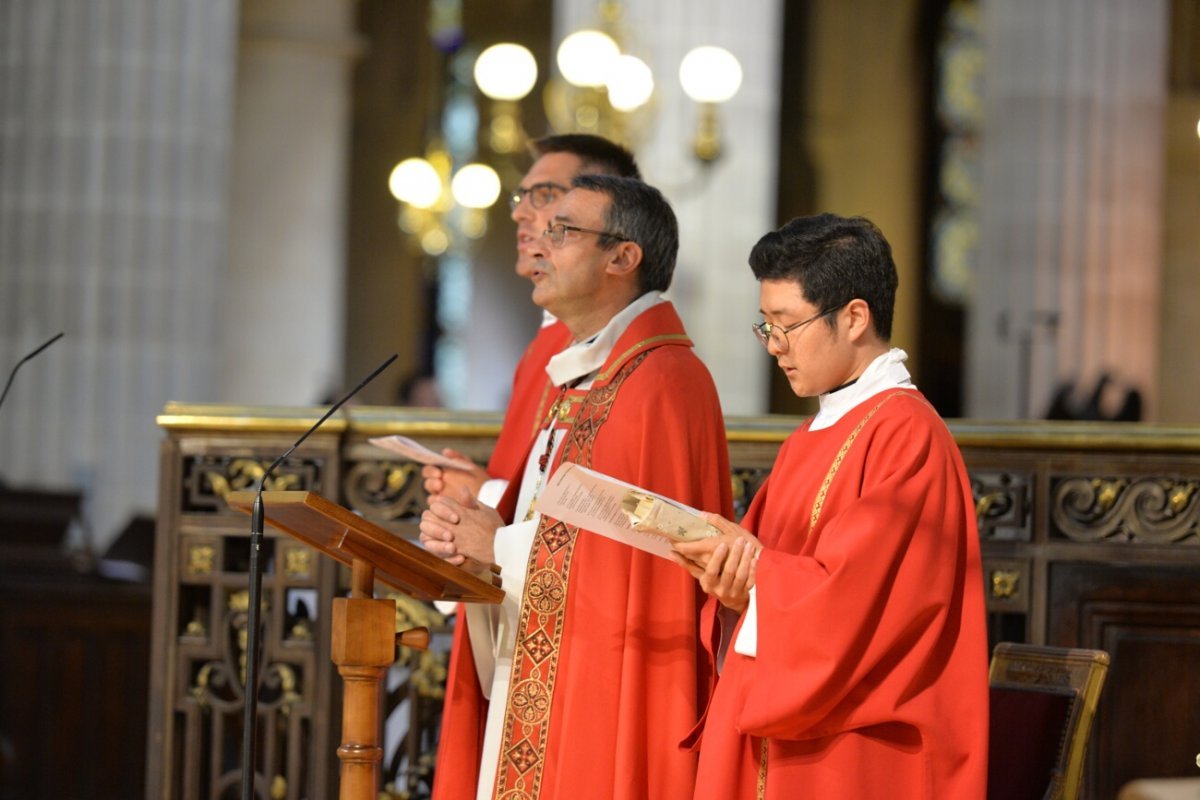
967,0,1168,419
222,0,360,405
0,0,237,551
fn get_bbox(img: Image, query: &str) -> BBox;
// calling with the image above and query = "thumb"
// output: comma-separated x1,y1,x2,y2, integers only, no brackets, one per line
703,512,740,536
458,484,479,509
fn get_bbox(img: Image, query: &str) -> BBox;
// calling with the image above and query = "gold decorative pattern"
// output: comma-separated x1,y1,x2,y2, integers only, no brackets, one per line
757,737,768,800
754,390,911,790
990,569,1020,599
182,454,318,512
811,392,911,529
1052,477,1200,544
187,543,215,576
493,352,649,799
526,569,566,613
970,471,1032,541
510,680,551,724
343,460,424,521
282,546,313,579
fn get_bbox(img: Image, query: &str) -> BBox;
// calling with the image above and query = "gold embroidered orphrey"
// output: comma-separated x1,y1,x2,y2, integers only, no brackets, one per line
756,390,912,800
493,350,653,799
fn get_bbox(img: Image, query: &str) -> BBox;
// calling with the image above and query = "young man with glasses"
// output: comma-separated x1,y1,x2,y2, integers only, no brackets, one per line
673,214,988,799
422,174,732,800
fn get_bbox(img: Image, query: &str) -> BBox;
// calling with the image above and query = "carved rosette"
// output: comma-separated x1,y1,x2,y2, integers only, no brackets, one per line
1051,476,1200,544
970,471,1032,541
342,460,424,521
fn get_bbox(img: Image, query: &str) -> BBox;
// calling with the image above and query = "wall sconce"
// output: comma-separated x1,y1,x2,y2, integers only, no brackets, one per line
678,46,744,163
472,13,741,165
474,43,539,155
388,148,501,256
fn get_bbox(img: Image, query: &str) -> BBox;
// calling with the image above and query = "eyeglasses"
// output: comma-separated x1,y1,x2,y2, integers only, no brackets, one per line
509,182,569,211
542,222,631,248
751,304,846,353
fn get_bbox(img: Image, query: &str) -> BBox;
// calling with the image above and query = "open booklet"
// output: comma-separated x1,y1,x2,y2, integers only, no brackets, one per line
367,435,474,470
532,462,720,559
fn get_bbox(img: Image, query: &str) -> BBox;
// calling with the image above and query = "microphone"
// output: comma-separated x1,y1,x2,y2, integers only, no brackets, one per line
0,332,64,413
241,352,397,800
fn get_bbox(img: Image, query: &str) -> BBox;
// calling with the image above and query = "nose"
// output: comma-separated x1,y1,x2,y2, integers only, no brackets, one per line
511,196,532,224
766,334,787,358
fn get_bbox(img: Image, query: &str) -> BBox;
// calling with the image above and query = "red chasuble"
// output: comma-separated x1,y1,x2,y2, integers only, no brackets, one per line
486,319,574,482
433,302,732,800
691,389,988,800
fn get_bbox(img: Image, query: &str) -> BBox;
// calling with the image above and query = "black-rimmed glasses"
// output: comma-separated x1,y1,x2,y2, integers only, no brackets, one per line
542,222,631,248
509,182,569,211
751,304,846,353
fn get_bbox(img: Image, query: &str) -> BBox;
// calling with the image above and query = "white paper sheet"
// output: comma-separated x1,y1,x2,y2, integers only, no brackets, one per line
367,435,474,470
532,462,711,559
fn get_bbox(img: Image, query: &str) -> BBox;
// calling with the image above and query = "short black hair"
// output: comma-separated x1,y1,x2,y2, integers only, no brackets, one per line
749,214,898,340
530,134,641,179
571,174,677,294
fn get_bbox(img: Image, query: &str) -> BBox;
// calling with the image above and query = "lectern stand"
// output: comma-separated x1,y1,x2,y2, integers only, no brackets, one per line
228,490,502,800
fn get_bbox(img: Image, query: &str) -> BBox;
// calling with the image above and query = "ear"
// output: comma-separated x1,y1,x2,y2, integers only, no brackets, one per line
843,298,875,343
604,240,643,279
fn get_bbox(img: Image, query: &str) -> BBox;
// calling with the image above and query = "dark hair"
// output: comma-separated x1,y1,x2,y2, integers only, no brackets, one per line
530,134,641,179
571,174,678,294
748,214,898,340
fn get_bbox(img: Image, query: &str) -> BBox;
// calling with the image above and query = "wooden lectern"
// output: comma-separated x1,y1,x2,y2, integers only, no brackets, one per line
227,490,502,800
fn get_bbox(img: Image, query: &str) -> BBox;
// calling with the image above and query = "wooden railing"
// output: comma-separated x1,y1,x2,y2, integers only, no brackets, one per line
149,404,1200,799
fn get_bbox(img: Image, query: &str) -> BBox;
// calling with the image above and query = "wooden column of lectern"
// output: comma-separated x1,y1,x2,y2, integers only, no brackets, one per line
228,491,503,800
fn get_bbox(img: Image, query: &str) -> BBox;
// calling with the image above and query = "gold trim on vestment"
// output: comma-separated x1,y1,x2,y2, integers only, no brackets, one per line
762,390,913,794
493,351,652,798
596,333,691,382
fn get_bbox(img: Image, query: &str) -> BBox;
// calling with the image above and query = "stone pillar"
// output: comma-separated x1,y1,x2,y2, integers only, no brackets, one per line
0,0,237,550
222,0,360,405
967,0,1168,419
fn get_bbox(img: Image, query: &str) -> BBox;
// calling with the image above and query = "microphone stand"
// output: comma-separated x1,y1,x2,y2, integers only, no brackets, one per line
240,353,397,800
0,332,64,413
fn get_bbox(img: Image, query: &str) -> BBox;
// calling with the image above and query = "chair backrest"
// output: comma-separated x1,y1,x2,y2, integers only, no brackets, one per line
987,642,1110,800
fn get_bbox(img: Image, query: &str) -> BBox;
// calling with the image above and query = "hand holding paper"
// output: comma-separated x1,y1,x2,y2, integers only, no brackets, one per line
671,514,760,612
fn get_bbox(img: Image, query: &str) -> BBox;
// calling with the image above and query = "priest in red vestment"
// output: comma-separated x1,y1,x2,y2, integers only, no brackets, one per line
674,214,989,799
420,174,732,799
421,134,638,510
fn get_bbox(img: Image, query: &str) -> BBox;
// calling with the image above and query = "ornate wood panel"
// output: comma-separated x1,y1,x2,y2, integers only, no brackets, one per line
151,407,1200,800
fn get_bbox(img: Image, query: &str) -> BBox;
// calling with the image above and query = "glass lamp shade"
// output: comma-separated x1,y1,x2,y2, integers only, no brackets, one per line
556,30,620,88
678,46,743,104
388,158,442,209
450,163,502,209
474,44,538,101
606,55,654,112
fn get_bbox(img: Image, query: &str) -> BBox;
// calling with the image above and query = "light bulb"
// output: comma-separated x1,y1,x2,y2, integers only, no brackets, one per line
388,158,442,209
679,46,743,104
474,43,538,101
606,55,654,112
557,30,620,88
451,163,502,209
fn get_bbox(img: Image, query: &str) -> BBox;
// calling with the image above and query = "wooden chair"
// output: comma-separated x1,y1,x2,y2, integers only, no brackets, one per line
987,642,1110,800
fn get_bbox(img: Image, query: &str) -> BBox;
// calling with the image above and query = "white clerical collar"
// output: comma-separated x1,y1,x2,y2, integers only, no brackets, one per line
809,347,915,431
539,310,558,328
545,291,665,387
